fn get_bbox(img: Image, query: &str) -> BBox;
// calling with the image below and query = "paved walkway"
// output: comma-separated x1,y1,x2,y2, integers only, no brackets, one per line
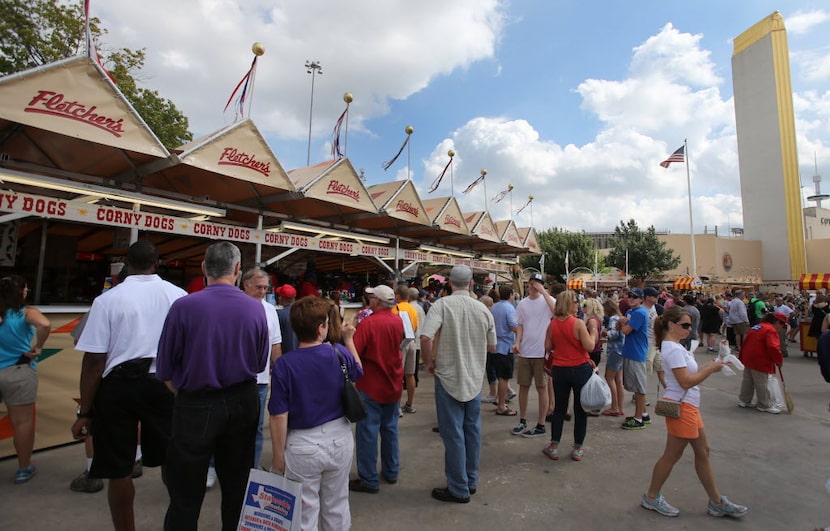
2,347,829,530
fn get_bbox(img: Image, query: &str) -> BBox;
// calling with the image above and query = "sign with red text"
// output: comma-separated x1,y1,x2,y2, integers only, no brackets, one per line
238,468,301,531
0,57,167,157
0,190,511,272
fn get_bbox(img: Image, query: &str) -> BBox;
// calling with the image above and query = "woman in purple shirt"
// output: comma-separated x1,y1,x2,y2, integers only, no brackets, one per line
269,296,362,531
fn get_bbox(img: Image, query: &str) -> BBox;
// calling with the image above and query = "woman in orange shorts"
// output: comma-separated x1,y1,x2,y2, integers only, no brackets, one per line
639,305,748,519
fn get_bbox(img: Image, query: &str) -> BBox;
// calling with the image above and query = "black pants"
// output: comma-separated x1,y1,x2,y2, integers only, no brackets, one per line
164,380,258,531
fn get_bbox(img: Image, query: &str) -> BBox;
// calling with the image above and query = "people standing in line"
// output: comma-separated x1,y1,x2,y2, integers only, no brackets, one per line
479,295,499,404
409,286,427,402
601,299,626,417
512,272,556,438
642,287,664,388
582,298,605,367
355,288,374,326
420,265,496,503
640,306,747,519
393,284,419,415
490,286,519,416
619,288,651,430
698,298,723,353
156,241,270,531
241,269,282,469
349,285,404,494
729,290,750,353
542,290,598,462
0,275,51,484
275,284,298,354
269,296,362,530
72,241,185,530
737,312,787,414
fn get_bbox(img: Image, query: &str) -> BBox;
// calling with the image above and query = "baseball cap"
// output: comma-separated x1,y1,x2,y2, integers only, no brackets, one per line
772,312,788,325
643,287,659,298
365,284,395,304
528,272,544,284
275,284,297,299
628,288,644,299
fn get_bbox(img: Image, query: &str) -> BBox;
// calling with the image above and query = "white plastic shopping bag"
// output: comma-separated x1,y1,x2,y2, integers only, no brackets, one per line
237,468,302,530
767,374,786,410
580,369,612,411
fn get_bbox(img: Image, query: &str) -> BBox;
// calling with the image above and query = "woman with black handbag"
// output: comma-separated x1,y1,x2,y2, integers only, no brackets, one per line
269,296,363,530
641,305,747,520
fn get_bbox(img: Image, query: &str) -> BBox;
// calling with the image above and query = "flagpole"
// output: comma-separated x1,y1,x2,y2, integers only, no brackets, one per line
625,249,629,287
529,196,534,227
509,187,514,221
684,138,697,276
481,169,488,213
450,151,455,197
343,93,353,157
248,43,265,119
406,125,413,180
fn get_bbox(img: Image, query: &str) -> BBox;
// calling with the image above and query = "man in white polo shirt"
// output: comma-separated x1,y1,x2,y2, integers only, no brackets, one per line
71,241,186,531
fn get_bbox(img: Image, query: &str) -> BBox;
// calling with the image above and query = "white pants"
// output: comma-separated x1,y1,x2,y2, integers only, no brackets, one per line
286,417,354,531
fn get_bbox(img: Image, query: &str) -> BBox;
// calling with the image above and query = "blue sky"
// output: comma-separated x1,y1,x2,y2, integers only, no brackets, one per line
95,0,830,234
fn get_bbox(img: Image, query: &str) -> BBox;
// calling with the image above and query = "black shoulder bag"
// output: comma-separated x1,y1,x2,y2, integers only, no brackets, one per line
332,344,367,422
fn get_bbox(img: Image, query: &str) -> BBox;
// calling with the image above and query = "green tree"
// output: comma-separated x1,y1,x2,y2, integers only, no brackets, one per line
521,227,598,281
606,219,680,281
0,0,192,148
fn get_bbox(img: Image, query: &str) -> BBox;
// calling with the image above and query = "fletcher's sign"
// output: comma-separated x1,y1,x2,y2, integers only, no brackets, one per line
25,90,125,137
217,147,271,177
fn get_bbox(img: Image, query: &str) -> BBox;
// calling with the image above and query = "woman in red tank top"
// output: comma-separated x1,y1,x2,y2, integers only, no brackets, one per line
542,290,598,462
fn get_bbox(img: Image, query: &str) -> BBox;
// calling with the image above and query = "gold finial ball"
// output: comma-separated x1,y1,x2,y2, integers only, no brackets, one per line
343,92,354,103
251,42,266,56
405,125,414,135
508,184,513,190
480,169,487,176
447,149,455,157
528,195,534,200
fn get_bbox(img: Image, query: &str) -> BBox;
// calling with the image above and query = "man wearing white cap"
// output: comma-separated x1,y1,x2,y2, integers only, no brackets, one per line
420,265,496,503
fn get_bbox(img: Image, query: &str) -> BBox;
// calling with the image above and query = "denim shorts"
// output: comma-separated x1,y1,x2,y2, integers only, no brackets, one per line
605,350,624,372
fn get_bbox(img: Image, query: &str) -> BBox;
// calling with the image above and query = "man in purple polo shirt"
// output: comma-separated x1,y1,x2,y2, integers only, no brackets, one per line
156,241,270,531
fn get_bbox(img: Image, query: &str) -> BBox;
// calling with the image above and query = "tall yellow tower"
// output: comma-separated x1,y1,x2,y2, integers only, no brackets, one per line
732,11,805,281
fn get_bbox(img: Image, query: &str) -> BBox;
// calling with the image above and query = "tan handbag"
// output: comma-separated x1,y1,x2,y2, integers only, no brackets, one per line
654,385,688,418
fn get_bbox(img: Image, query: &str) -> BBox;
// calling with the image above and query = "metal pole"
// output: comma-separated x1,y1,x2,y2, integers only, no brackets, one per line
255,215,263,266
305,61,322,166
34,220,47,305
684,139,697,276
130,203,139,244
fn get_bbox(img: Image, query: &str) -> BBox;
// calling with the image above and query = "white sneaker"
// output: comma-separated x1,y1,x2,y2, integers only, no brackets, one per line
736,400,753,408
756,406,781,414
206,467,217,488
481,394,496,404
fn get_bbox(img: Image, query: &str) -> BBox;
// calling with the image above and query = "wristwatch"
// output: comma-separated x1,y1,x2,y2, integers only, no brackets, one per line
76,406,93,419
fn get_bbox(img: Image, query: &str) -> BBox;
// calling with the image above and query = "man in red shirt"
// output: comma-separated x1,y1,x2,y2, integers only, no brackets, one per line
737,312,786,414
349,285,404,493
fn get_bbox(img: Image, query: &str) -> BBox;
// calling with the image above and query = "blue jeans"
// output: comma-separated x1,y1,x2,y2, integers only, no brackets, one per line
254,383,268,468
434,377,481,498
550,363,593,446
354,391,399,489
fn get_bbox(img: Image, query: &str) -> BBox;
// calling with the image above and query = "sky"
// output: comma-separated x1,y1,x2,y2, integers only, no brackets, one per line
91,0,830,236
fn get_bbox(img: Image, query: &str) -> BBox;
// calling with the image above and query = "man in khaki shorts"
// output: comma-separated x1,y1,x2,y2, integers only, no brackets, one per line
511,273,556,438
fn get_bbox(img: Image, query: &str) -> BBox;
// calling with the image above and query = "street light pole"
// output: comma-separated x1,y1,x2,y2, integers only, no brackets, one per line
305,60,323,166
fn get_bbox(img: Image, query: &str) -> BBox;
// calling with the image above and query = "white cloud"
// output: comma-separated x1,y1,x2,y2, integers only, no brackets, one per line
415,24,743,234
786,10,830,35
98,0,505,138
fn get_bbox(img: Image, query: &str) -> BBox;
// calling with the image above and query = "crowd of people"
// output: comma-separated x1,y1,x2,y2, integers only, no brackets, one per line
5,242,825,528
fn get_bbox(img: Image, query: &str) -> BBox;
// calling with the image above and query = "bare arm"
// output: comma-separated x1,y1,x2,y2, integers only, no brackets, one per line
421,335,435,374
672,360,725,390
24,307,51,359
513,324,523,354
270,343,282,367
576,318,598,352
269,413,288,474
341,322,361,368
70,352,106,439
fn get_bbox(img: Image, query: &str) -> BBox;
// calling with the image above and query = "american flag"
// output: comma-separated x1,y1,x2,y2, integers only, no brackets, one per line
659,145,685,168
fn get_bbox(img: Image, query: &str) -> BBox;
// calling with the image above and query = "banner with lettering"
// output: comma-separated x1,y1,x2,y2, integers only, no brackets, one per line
367,180,432,226
422,197,470,236
175,119,294,191
0,57,168,157
0,190,512,272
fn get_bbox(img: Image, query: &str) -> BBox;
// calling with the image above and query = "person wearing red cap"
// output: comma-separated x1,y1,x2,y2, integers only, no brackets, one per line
275,285,298,354
737,312,787,414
